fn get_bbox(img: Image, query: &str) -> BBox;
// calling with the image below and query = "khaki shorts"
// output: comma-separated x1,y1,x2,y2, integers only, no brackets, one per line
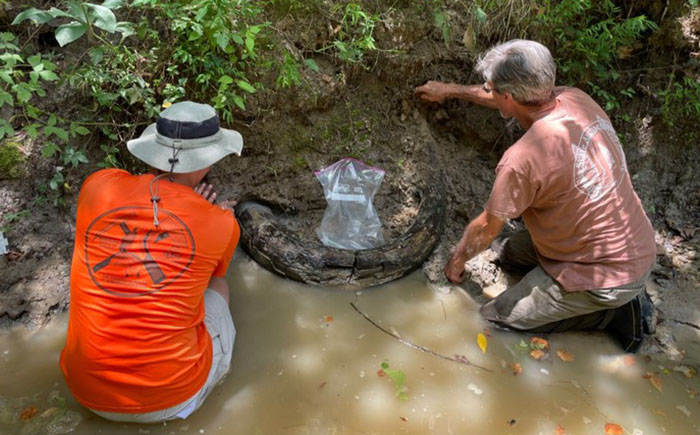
92,289,235,423
480,231,649,331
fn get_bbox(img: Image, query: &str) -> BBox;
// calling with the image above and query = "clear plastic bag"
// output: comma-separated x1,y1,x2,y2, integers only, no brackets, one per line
315,158,385,250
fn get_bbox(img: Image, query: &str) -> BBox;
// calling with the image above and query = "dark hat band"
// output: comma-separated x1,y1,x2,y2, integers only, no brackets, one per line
156,114,220,139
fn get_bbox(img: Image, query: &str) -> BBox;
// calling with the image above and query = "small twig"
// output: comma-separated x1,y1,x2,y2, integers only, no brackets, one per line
350,302,493,372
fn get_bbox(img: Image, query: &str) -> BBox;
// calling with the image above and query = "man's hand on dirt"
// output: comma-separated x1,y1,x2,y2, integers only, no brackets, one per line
444,253,468,284
194,182,217,204
415,81,451,103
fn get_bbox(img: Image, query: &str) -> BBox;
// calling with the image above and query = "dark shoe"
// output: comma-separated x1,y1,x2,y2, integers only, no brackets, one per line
605,296,643,353
640,290,656,335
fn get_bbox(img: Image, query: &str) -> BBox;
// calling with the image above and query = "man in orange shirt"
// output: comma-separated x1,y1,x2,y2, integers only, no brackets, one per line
416,40,656,352
61,101,242,422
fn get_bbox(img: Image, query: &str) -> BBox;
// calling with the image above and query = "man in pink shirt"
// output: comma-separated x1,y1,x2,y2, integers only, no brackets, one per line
416,40,656,352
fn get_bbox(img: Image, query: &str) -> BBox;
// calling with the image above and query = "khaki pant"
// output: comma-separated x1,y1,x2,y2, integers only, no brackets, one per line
480,231,648,332
92,289,235,423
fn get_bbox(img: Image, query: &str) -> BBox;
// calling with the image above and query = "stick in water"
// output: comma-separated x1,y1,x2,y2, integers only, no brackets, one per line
350,302,493,373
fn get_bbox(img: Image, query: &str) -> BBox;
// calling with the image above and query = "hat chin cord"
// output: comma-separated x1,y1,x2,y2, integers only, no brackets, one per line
148,144,182,227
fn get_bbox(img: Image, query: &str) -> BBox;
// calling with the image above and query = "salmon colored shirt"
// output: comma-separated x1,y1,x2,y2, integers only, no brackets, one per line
60,169,239,413
485,87,655,291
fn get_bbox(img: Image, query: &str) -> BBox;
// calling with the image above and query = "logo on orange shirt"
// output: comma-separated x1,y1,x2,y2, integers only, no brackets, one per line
85,206,195,296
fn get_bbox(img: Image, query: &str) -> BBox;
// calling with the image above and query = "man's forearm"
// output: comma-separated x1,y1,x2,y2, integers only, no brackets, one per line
452,218,497,264
443,83,498,109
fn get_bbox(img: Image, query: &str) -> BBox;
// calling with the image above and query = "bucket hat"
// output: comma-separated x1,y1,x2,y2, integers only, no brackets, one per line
127,101,243,173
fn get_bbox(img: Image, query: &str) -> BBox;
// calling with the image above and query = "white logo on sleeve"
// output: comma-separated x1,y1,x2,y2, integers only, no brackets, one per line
571,116,627,201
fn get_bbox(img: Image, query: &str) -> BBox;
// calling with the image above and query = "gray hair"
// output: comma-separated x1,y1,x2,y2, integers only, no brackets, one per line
475,39,556,105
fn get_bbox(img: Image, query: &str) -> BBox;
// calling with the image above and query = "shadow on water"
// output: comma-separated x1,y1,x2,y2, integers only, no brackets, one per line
1,251,699,434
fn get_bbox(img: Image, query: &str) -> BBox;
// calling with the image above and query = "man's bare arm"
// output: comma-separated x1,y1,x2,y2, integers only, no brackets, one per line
444,210,505,284
208,276,230,305
415,81,498,109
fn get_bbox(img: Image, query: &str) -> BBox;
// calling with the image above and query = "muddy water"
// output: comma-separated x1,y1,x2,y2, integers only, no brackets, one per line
1,253,699,435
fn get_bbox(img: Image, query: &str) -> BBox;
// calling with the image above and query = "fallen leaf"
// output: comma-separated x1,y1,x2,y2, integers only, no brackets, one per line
483,328,492,337
318,381,328,390
531,336,549,350
677,405,691,417
623,355,637,366
604,423,624,434
530,349,545,360
400,416,408,422
556,349,575,362
477,333,488,353
507,419,516,426
7,251,22,261
553,424,566,435
673,365,697,378
19,406,37,421
643,373,663,392
324,315,334,322
652,409,667,417
161,101,172,109
377,369,385,377
509,362,522,375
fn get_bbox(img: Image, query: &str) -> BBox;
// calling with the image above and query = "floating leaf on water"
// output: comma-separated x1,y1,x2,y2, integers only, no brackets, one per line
673,365,697,378
676,405,691,417
604,423,624,435
553,424,566,435
324,315,334,322
643,373,663,392
530,337,549,350
477,333,488,354
19,406,37,421
530,349,545,360
380,362,408,401
556,349,575,362
582,416,592,424
518,339,529,349
507,419,516,426
509,363,522,375
399,416,407,422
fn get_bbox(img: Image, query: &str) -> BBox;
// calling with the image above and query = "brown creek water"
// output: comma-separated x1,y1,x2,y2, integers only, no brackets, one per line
1,253,699,435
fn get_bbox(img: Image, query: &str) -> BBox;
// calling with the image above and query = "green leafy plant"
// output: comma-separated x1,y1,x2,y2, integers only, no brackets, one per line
322,3,379,64
660,75,700,127
535,0,657,85
11,0,134,47
0,209,30,232
130,0,268,121
0,32,59,139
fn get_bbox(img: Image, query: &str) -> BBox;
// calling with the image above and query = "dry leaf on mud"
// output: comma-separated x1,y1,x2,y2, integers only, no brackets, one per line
643,373,663,392
477,333,488,353
530,349,546,360
556,349,575,362
553,423,567,434
509,362,522,375
531,336,549,350
19,406,37,421
604,423,624,434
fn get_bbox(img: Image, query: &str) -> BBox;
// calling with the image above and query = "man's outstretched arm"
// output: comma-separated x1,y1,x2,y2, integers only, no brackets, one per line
445,210,505,283
415,81,498,109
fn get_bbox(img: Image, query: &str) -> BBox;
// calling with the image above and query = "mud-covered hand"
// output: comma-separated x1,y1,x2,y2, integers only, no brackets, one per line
415,80,453,103
194,182,217,203
444,252,468,284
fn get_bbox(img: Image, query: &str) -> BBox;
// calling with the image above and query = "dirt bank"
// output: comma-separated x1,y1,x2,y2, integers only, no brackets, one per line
1,1,699,364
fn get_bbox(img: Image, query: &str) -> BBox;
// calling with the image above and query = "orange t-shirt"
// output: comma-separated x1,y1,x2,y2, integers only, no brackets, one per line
60,169,239,413
485,87,655,291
